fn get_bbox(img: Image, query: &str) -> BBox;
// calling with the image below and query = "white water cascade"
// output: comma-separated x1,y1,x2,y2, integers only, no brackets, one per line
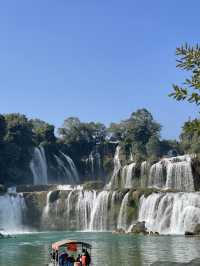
60,152,80,183
30,146,48,185
0,194,26,234
121,163,136,188
138,192,200,234
107,146,121,188
54,155,74,184
89,191,110,231
42,188,130,231
148,155,194,191
117,192,130,230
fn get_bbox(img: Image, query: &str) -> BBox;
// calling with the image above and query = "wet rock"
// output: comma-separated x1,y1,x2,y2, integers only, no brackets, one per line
193,224,200,235
0,184,6,194
130,221,148,235
112,228,126,234
149,231,160,236
185,224,200,236
185,231,195,236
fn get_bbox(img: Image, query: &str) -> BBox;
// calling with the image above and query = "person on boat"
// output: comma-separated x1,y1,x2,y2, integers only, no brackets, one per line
85,249,91,266
59,251,68,266
81,253,87,266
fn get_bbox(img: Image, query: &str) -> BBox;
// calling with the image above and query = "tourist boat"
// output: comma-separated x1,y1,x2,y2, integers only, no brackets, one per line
49,239,92,266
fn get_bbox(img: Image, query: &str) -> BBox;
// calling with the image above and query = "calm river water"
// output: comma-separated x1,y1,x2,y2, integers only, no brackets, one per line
0,232,200,266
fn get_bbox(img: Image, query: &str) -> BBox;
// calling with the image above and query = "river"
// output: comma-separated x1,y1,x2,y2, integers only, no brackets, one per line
0,232,200,265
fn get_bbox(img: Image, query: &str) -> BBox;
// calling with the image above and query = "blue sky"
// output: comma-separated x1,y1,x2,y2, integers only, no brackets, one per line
0,0,199,139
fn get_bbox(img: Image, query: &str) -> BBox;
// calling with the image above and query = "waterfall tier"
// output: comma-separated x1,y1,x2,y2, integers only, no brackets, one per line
108,146,196,192
30,147,79,185
30,146,48,185
42,189,133,231
0,194,26,234
139,192,200,234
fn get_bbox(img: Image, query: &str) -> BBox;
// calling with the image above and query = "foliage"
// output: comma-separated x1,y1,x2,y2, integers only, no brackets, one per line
30,119,56,144
170,44,200,133
124,109,161,144
180,119,200,153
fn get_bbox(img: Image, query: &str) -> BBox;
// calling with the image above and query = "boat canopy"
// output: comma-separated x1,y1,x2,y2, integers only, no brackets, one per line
52,239,92,251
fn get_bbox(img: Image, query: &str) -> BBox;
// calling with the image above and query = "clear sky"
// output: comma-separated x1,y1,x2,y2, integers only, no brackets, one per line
0,0,199,139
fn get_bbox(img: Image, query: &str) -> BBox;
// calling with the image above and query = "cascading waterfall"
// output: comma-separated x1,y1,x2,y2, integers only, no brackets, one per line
60,152,80,183
166,161,194,191
30,146,48,185
54,155,74,184
117,192,130,230
107,146,121,188
138,192,200,234
89,191,110,231
0,193,26,234
76,190,97,230
42,188,130,231
121,163,136,188
43,191,53,219
140,161,149,187
148,155,194,191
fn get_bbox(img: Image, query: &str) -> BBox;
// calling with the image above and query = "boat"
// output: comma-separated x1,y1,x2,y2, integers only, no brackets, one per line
49,239,92,266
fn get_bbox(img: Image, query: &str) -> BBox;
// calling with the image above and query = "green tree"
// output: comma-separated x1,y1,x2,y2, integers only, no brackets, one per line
30,119,56,144
170,44,200,133
146,136,161,158
0,115,6,142
180,119,200,153
2,113,34,184
124,109,161,145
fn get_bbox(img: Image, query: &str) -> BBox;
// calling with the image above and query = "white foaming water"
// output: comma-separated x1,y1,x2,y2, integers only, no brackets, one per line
117,192,129,230
77,190,97,230
107,146,121,188
140,161,148,187
60,152,80,183
54,155,74,184
138,192,200,234
43,191,53,219
166,161,194,191
121,163,136,188
42,188,130,232
89,191,110,231
0,194,26,234
148,155,194,191
30,146,48,185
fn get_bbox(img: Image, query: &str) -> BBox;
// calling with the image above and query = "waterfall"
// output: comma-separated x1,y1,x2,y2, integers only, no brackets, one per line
166,161,194,191
140,161,148,187
30,146,48,185
0,194,26,234
121,163,136,188
60,152,80,183
148,161,166,188
138,192,200,234
117,192,129,230
76,190,97,230
89,191,110,231
107,146,121,188
148,155,194,191
54,155,74,184
89,153,95,176
42,188,130,231
43,191,53,219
